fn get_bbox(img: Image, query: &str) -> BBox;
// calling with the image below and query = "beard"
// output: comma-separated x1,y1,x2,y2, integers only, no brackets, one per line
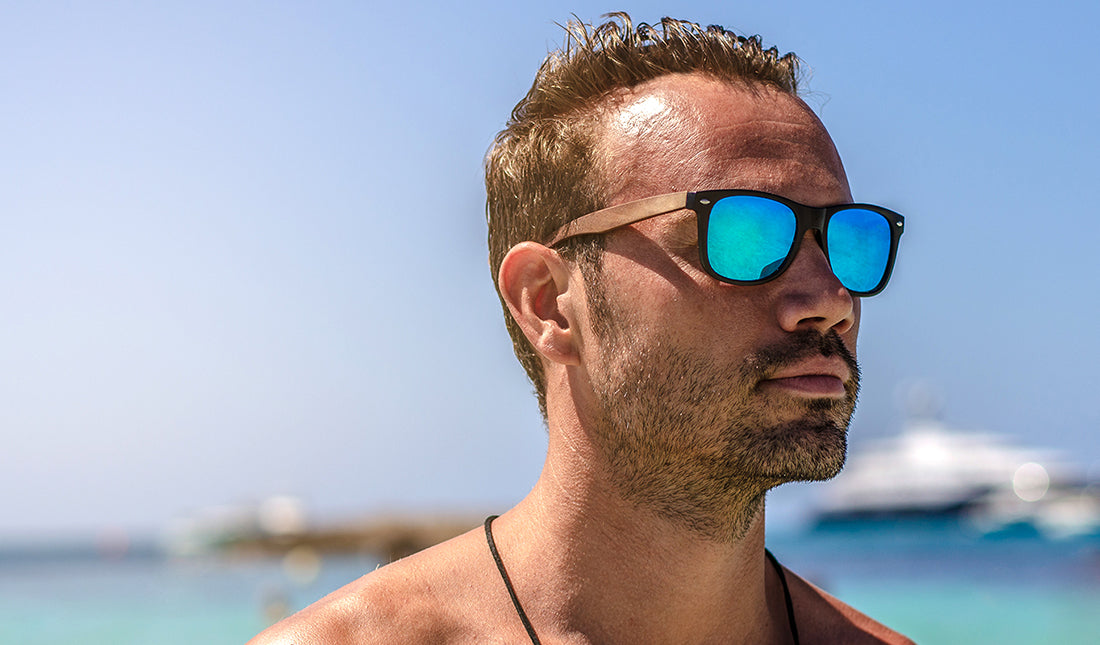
585,286,859,542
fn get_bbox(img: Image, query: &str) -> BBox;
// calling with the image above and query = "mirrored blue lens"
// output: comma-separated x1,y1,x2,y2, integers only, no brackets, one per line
827,208,891,293
707,196,797,281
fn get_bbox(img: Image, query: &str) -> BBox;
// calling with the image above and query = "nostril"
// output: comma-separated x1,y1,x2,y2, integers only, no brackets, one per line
831,312,855,336
777,282,856,334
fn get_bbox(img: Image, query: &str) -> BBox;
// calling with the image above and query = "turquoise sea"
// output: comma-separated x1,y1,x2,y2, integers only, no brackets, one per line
3,521,1099,644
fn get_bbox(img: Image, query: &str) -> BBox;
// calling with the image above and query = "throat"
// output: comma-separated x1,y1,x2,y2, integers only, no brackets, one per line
484,505,799,644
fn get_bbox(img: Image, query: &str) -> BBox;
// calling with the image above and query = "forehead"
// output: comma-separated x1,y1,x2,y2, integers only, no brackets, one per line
598,74,851,207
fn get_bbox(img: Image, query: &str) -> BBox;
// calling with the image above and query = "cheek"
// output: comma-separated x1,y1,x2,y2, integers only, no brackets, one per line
665,285,774,364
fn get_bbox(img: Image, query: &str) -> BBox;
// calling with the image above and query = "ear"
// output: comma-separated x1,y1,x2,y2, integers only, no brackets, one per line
498,242,581,366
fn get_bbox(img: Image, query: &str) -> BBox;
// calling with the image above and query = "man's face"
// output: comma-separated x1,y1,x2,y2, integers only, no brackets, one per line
577,74,860,539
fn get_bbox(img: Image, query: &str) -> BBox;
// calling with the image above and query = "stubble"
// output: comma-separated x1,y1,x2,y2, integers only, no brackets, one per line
586,282,859,542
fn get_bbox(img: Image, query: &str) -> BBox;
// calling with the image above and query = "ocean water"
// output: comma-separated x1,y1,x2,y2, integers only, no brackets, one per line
3,523,1098,644
768,522,1100,644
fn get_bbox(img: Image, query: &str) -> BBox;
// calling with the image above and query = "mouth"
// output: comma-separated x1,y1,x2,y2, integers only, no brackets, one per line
757,358,852,398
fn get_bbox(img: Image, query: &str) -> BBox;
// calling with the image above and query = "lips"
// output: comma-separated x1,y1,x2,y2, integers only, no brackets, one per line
758,357,852,397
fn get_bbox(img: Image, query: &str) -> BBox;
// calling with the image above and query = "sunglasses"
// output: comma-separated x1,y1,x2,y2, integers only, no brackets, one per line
548,190,904,296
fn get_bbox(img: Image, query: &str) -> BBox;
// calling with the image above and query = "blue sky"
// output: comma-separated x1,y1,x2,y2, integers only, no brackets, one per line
3,1,1098,539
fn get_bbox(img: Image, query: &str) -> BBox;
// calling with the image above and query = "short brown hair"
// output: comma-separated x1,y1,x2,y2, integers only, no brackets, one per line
485,13,802,418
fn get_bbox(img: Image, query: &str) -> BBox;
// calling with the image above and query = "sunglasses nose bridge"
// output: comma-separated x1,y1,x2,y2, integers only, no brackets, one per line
802,207,828,253
804,207,827,233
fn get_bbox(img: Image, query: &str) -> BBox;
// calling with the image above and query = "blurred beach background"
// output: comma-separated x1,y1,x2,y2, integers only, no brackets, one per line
4,522,1100,644
3,1,1100,643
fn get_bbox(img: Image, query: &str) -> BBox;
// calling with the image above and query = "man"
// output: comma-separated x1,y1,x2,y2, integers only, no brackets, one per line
252,14,911,644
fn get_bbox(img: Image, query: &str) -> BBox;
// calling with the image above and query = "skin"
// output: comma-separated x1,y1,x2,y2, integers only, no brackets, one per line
249,74,914,645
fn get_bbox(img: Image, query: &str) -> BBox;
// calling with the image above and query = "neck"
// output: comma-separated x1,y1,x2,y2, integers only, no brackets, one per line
494,431,791,644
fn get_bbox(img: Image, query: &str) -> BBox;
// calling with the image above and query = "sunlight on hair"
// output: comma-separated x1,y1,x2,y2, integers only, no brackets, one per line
615,94,670,136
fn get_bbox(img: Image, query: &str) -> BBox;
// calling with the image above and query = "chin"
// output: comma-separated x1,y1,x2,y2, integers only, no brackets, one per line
741,419,849,484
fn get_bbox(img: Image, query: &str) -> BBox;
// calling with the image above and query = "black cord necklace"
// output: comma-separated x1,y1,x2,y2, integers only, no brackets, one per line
484,515,799,645
485,515,543,645
766,548,801,645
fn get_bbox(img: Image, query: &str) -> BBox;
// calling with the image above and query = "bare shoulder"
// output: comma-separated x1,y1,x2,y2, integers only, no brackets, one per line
247,526,501,645
784,566,915,645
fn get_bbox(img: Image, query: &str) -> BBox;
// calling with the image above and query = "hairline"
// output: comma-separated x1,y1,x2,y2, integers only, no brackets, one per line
484,15,805,420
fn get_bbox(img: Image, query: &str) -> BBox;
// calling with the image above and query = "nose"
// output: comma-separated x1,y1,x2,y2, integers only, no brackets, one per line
774,231,856,335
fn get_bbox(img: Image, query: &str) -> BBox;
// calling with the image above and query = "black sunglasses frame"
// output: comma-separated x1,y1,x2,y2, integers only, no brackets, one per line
549,189,905,297
694,190,904,296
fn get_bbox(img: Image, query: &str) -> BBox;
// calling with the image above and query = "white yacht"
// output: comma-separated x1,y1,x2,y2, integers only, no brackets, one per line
815,416,1100,538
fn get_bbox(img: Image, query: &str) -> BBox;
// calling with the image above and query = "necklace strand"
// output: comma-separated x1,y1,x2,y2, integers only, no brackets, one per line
484,515,799,645
485,515,543,645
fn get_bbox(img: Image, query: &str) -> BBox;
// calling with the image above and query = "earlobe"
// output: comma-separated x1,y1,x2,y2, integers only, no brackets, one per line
498,242,581,366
